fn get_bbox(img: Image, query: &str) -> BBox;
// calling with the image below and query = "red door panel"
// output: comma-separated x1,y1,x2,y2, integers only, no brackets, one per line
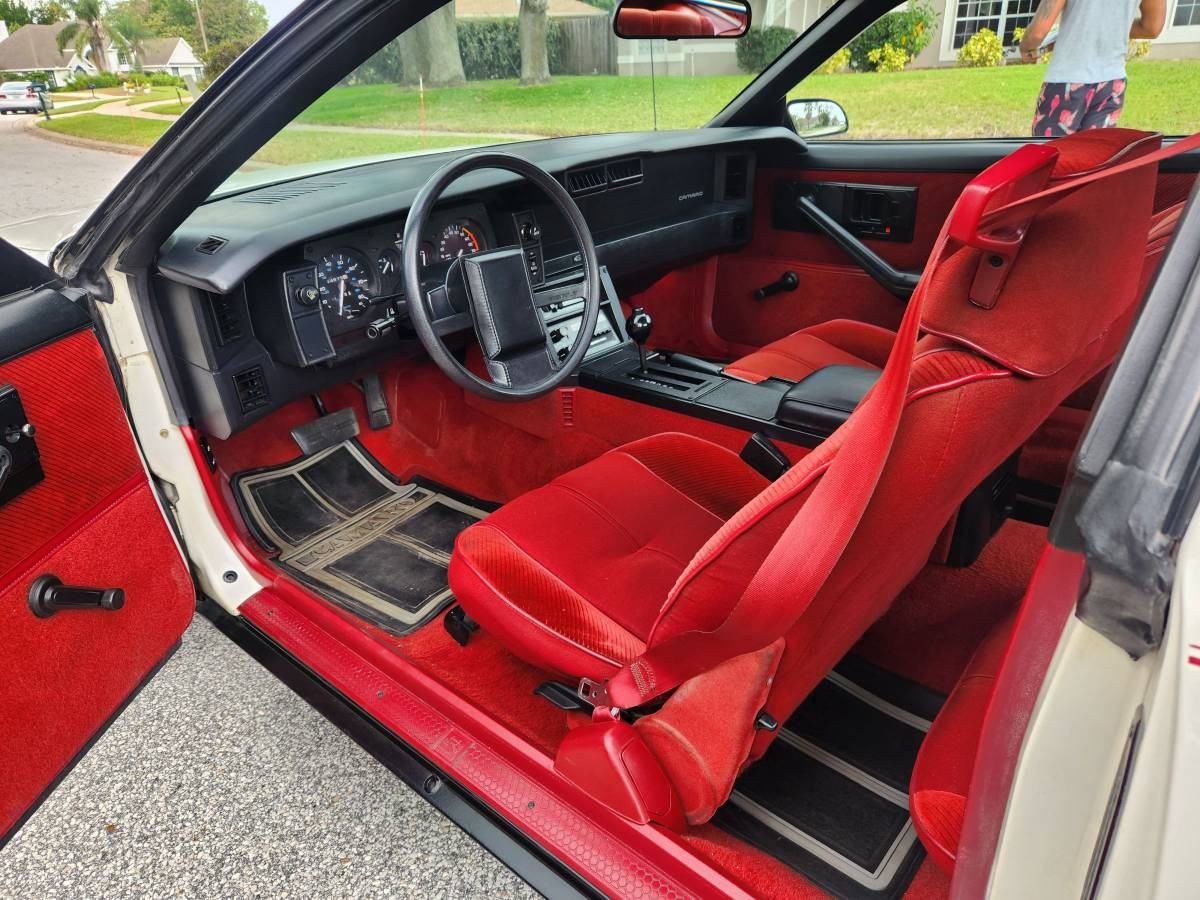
711,168,974,351
0,324,193,841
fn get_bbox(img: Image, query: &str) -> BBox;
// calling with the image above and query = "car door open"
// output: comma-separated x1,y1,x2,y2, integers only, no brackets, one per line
0,237,194,845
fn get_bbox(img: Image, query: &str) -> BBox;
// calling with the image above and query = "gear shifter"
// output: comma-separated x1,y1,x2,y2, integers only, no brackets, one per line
626,306,653,374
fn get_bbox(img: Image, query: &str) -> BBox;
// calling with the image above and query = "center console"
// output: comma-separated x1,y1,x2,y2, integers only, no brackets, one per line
579,275,878,449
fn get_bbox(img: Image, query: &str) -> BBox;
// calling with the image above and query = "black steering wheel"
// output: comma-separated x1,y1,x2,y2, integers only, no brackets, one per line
401,152,601,402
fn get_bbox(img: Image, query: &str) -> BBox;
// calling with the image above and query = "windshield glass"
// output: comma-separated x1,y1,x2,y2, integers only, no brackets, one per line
240,1,814,171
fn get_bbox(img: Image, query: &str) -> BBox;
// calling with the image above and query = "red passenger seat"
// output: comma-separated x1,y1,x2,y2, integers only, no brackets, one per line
449,129,1167,826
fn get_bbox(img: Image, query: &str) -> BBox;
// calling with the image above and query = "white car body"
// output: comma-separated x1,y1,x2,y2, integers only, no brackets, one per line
0,81,53,114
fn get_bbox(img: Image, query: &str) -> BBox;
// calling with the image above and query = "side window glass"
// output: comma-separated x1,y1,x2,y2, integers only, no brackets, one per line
788,0,1197,139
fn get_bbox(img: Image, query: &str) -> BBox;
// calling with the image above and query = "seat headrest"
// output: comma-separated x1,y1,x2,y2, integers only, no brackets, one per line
921,129,1162,378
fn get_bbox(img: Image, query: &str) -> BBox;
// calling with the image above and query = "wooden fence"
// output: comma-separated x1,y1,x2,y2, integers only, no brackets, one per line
557,16,617,76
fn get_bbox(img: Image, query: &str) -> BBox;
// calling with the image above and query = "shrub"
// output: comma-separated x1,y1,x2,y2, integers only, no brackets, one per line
147,72,186,87
61,71,122,92
735,25,798,74
815,46,851,75
348,18,566,84
457,18,565,80
848,1,937,71
867,42,910,73
1,69,53,87
957,28,1004,67
1128,39,1151,59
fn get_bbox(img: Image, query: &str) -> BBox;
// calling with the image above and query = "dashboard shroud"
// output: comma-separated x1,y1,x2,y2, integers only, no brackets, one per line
156,137,763,438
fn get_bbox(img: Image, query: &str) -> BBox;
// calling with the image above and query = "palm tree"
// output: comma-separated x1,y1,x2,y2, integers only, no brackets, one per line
55,0,108,73
108,9,152,71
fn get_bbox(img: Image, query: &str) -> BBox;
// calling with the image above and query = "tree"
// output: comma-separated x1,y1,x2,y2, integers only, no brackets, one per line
108,8,154,69
0,1,32,29
56,0,108,71
397,2,464,88
31,1,71,23
200,35,250,83
518,0,551,85
143,0,266,53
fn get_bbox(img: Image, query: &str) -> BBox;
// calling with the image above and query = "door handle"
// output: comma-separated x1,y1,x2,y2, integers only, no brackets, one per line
27,575,126,618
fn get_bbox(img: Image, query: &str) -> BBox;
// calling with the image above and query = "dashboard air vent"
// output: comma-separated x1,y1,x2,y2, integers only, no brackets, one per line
207,292,243,346
236,181,343,205
566,165,607,196
195,235,227,255
606,158,642,186
232,366,269,414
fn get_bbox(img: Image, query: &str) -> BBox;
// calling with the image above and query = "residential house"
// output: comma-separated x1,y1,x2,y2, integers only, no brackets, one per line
915,0,1200,66
0,21,203,86
619,0,1199,76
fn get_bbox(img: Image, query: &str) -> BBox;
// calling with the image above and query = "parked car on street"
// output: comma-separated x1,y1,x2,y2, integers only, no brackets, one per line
0,81,52,114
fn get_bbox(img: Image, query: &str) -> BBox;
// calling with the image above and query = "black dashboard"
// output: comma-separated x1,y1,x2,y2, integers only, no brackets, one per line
154,127,806,438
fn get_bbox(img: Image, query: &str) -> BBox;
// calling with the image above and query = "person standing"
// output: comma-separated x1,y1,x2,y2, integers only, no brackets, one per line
1019,0,1166,137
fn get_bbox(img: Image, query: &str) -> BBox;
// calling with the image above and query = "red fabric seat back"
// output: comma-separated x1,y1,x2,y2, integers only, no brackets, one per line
641,130,1162,758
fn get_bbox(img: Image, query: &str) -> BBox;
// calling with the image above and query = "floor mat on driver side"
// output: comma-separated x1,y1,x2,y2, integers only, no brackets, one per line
713,657,944,900
232,441,490,636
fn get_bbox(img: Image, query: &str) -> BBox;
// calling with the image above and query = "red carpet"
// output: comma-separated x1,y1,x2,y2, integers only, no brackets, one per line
855,520,1048,695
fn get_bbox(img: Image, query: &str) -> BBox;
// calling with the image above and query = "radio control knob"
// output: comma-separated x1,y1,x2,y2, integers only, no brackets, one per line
549,328,564,342
520,222,542,242
296,284,319,305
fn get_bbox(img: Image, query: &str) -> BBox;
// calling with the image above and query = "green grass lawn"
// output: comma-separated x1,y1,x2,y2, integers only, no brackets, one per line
37,112,513,164
37,60,1200,162
297,59,1200,139
46,96,127,115
142,98,194,115
125,87,188,106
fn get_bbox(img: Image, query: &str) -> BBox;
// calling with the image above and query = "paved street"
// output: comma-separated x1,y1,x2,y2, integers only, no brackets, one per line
0,116,135,259
0,124,534,899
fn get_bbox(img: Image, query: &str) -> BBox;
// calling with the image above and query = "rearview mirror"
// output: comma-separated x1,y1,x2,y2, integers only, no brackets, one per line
614,0,751,40
788,99,849,140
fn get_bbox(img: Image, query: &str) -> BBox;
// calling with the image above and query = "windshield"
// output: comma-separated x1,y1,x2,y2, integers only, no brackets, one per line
241,1,811,171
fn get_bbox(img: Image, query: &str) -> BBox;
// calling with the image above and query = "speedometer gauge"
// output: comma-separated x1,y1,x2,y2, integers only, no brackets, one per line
437,223,482,261
317,249,373,319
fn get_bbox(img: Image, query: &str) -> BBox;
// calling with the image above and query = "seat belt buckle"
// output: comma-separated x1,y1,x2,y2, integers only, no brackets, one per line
578,678,618,718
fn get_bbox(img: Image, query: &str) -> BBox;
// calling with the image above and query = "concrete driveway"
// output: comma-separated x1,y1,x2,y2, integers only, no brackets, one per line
0,122,534,900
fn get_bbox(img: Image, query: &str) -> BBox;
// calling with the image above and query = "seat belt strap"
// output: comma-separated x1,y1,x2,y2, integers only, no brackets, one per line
600,132,1200,712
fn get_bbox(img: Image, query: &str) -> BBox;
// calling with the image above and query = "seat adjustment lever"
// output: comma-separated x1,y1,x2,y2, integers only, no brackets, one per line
28,575,125,619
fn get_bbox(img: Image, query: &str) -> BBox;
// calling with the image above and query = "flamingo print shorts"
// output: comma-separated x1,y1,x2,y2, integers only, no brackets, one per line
1031,79,1126,137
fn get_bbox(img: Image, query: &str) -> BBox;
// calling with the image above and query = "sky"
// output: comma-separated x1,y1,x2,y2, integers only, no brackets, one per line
261,0,302,26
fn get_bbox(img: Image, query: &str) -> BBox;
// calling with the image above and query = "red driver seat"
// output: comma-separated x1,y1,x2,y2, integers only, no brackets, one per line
448,129,1169,825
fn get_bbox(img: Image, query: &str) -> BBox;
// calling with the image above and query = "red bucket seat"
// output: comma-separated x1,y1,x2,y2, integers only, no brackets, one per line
448,129,1167,823
725,132,1185,388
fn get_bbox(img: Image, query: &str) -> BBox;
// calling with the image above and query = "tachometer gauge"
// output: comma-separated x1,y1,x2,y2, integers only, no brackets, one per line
437,223,483,261
317,249,373,319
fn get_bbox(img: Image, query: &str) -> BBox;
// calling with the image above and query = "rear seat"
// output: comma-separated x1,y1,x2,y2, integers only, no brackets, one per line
908,616,1015,873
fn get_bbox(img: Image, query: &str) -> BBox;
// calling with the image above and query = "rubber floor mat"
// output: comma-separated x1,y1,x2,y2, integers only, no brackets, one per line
233,442,489,635
714,658,944,900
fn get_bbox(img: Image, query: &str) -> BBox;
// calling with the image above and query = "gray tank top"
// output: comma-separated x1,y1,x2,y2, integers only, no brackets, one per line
1044,0,1141,84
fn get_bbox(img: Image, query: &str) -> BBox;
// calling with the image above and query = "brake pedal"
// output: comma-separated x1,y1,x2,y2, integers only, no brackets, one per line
290,407,358,456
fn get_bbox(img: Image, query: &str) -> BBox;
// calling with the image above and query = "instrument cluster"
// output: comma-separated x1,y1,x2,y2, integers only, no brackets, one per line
302,206,492,329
